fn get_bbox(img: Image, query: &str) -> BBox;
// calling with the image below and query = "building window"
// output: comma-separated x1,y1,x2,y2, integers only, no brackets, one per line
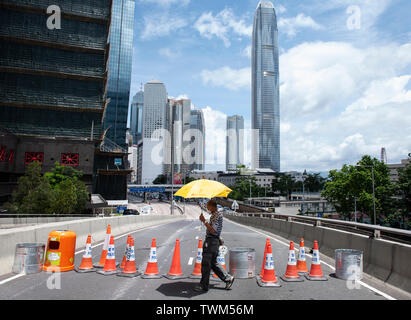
25,152,44,165
61,153,79,166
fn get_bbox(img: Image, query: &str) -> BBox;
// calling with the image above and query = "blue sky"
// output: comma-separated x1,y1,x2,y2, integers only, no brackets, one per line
129,0,411,172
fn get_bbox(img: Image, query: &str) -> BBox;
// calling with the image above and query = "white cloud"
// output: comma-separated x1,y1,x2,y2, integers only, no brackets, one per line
279,40,411,171
200,66,250,91
139,0,190,7
280,42,411,118
158,47,180,59
276,4,287,14
278,13,323,37
194,8,252,47
242,45,252,59
141,14,187,39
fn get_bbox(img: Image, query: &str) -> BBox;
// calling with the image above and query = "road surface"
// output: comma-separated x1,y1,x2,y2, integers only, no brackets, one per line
0,205,407,300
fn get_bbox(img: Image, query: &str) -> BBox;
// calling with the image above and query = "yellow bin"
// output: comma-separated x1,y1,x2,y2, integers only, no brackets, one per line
43,230,76,272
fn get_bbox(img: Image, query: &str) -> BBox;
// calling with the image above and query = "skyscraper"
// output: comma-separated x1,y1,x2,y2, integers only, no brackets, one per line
140,80,167,184
130,90,144,144
163,98,191,182
190,109,206,171
103,0,135,149
0,0,112,200
251,1,280,172
226,115,244,172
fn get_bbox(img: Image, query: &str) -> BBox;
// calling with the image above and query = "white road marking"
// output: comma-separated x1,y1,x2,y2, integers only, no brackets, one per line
0,273,25,285
188,257,194,265
0,222,172,286
227,219,397,300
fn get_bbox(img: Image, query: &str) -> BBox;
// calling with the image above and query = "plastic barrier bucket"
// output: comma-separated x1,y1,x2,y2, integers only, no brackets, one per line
12,243,45,274
335,249,363,280
43,230,76,272
229,248,256,278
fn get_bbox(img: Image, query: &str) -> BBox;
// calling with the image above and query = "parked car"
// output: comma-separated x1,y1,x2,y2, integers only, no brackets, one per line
122,209,139,215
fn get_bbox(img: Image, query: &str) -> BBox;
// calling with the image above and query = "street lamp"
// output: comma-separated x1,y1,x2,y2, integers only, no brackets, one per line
302,170,307,215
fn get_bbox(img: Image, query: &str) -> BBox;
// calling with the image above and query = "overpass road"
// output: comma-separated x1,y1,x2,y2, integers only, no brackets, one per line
0,204,408,300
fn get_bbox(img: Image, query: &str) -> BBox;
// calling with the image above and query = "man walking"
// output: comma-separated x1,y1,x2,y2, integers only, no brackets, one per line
194,199,234,292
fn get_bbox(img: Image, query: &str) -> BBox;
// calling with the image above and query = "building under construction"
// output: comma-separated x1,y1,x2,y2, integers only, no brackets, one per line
0,0,130,204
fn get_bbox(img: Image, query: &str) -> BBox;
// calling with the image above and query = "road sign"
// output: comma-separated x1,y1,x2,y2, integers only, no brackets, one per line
117,206,127,214
231,200,239,211
114,158,122,166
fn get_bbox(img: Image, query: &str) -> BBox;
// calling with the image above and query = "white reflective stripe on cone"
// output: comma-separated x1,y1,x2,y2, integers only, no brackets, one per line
288,250,297,265
312,250,320,264
298,247,306,261
83,243,92,258
148,248,157,263
264,253,274,270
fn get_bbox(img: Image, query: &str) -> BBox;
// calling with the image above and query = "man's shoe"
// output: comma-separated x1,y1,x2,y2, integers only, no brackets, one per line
194,285,208,292
225,276,235,290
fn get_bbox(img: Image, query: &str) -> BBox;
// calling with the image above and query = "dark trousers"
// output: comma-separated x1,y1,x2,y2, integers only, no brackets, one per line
200,236,229,290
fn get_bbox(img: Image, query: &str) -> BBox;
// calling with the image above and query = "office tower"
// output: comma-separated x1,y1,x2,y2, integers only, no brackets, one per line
0,0,113,201
189,109,206,171
251,1,280,172
163,99,191,182
130,90,144,144
103,0,135,149
140,80,167,184
226,115,244,172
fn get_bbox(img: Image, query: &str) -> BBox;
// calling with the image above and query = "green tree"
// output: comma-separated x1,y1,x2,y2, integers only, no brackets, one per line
391,161,411,229
228,165,265,200
5,162,55,213
6,161,89,214
304,173,327,192
321,155,395,223
45,162,89,214
271,173,296,200
153,174,167,184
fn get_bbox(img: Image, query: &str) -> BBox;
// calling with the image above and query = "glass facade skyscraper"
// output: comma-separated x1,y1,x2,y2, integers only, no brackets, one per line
226,115,244,172
251,1,280,172
130,90,143,144
103,0,135,149
190,109,205,171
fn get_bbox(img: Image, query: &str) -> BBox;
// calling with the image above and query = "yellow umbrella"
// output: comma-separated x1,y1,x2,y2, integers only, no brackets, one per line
174,179,232,199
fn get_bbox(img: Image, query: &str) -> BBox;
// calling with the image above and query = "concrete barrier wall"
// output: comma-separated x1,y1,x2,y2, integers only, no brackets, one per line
225,214,411,294
0,217,92,225
0,214,184,276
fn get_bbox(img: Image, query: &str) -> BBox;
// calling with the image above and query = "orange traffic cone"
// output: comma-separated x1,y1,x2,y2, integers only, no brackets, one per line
281,241,303,282
257,238,270,280
305,241,328,281
118,237,141,278
94,224,112,268
97,236,119,275
164,239,186,280
75,235,95,273
211,246,227,282
256,243,281,287
120,236,131,269
190,239,203,279
141,238,162,279
297,238,309,274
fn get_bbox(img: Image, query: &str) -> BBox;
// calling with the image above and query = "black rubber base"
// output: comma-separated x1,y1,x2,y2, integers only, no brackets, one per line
163,274,188,280
117,271,141,278
280,275,304,282
256,277,282,287
305,274,328,281
189,274,202,279
141,273,162,279
96,270,119,276
74,267,96,273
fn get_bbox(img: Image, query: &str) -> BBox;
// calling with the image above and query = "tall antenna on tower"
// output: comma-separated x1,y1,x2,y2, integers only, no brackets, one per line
381,147,387,164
